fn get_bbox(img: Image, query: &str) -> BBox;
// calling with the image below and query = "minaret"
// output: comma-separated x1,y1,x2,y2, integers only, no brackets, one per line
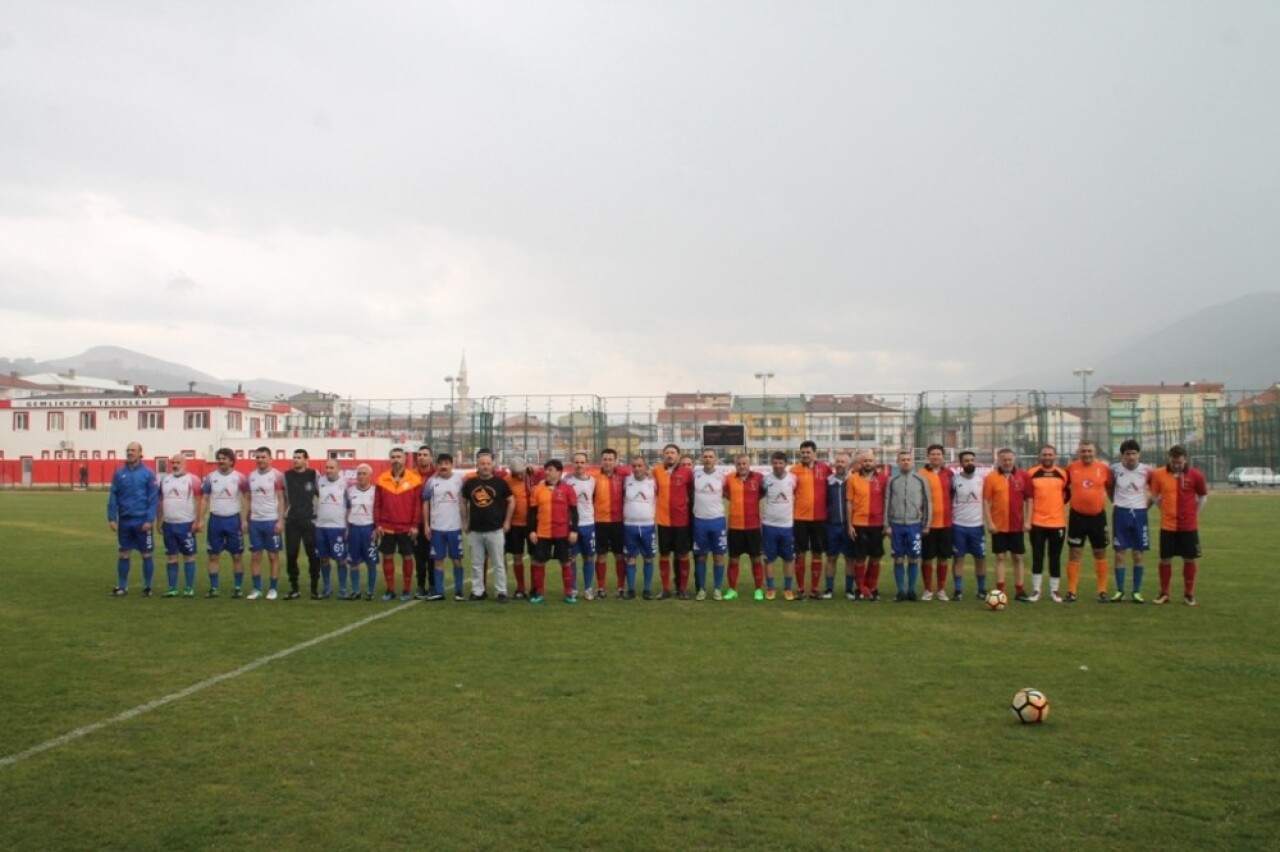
456,351,470,421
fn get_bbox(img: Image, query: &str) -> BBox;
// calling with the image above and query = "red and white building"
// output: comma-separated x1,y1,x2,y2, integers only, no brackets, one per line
0,388,413,486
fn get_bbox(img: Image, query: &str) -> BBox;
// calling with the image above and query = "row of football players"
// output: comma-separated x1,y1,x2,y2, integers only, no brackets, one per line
107,438,1205,606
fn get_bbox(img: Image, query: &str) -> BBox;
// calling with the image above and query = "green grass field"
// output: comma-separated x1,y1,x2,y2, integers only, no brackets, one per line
1,492,1277,851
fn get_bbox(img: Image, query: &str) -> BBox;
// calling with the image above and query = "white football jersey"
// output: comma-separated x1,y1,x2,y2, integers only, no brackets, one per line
315,476,348,529
951,470,988,527
623,475,657,525
693,467,727,520
424,472,464,532
346,484,376,526
160,472,201,524
761,472,797,528
1111,462,1153,510
247,468,284,522
568,475,597,526
203,470,247,518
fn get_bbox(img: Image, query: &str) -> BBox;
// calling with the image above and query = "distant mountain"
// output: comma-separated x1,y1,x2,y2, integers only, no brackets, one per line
988,292,1280,393
0,346,311,399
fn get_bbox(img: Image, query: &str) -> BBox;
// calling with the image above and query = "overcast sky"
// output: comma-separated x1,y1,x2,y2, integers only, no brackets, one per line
2,1,1277,399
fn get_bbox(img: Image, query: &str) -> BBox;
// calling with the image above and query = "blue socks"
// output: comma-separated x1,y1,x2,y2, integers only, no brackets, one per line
907,562,918,592
642,560,654,591
846,574,855,593
1115,566,1127,592
116,557,130,589
584,560,595,590
894,563,906,591
433,567,445,596
269,577,278,592
183,561,196,589
453,565,464,596
695,557,707,591
626,563,637,591
209,571,220,591
713,563,725,590
167,563,179,589
1133,564,1144,592
234,571,244,590
976,574,987,595
337,564,349,593
141,556,155,588
349,566,361,595
252,575,263,592
366,565,377,593
321,561,332,593
783,576,793,591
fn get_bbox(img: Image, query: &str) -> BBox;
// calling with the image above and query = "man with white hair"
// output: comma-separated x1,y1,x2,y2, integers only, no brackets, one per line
158,453,202,597
344,463,379,600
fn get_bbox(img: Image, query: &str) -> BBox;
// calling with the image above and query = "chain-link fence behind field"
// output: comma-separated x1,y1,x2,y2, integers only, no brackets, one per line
6,387,1277,487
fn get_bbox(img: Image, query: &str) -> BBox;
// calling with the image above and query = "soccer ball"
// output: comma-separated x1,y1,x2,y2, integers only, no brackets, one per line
985,589,1008,611
1011,688,1050,724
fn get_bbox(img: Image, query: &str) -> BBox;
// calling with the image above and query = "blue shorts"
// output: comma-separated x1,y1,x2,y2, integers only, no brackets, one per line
346,525,378,567
431,529,463,561
624,524,656,559
692,517,728,555
248,519,282,553
762,525,795,563
953,525,986,559
162,521,197,557
206,514,243,555
315,527,346,560
116,520,153,554
1113,508,1150,552
825,523,855,559
574,524,597,557
889,523,923,559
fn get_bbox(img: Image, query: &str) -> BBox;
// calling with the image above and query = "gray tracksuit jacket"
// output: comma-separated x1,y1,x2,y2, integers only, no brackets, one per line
885,469,932,527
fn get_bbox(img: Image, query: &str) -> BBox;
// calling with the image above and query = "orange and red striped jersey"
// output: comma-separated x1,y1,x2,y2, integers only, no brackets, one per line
373,468,423,532
592,466,632,524
983,468,1032,532
528,480,579,538
848,470,889,527
1028,465,1069,528
919,466,954,529
500,469,544,527
724,470,764,530
1150,465,1207,531
1066,460,1111,516
652,463,694,527
789,462,832,521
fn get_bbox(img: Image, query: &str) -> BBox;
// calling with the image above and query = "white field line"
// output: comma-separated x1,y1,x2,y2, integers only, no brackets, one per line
0,600,419,769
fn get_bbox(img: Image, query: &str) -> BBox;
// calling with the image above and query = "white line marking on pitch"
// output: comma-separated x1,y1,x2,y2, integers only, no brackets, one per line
0,600,420,769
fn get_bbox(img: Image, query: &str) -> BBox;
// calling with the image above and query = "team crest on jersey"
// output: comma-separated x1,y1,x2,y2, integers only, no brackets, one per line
472,487,494,508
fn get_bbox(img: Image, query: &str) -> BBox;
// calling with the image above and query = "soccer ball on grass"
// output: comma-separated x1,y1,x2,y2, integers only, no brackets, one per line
1011,688,1050,724
985,589,1008,611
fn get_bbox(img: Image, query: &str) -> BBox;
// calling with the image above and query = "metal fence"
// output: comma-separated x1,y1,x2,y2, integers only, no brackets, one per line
337,388,1280,481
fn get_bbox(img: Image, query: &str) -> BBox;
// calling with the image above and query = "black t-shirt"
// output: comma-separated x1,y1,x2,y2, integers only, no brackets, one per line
460,476,513,532
284,468,319,521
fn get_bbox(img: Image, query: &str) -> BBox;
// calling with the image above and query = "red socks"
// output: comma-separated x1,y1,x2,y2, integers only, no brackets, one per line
677,556,691,592
936,562,948,591
596,558,608,593
1159,562,1173,596
561,564,575,595
382,557,396,591
660,558,672,593
531,563,546,597
402,557,415,593
809,558,822,592
1184,561,1197,596
728,561,740,589
752,560,765,590
514,557,527,593
794,559,806,594
922,560,934,592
